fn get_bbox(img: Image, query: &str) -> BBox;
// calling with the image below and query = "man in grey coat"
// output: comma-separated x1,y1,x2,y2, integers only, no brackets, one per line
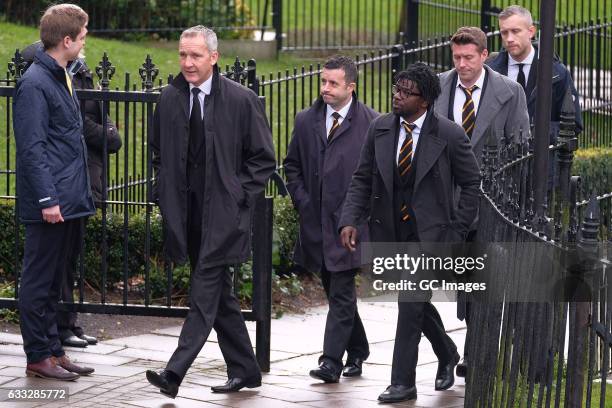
146,26,276,398
434,26,530,378
435,27,530,166
284,56,378,383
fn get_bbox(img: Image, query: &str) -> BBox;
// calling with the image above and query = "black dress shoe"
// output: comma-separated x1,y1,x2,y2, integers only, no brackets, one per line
456,357,467,378
77,333,98,345
342,358,364,377
435,352,460,391
211,376,262,393
378,384,417,403
62,335,88,348
309,362,340,383
146,369,180,399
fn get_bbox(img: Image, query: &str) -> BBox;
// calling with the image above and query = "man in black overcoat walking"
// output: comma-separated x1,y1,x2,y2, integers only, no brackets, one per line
339,63,481,403
146,25,276,398
284,56,378,382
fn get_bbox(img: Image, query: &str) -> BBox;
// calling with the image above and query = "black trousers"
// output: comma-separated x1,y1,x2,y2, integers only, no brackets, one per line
166,192,260,381
319,265,369,372
57,218,86,340
19,219,83,363
391,301,457,386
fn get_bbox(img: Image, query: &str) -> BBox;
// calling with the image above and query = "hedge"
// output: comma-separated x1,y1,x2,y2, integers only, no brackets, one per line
573,147,612,199
0,196,299,298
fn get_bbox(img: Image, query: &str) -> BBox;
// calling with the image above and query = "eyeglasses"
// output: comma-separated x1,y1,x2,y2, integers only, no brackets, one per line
392,85,422,98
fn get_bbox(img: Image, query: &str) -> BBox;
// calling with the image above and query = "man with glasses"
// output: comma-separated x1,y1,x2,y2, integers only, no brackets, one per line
434,26,529,379
339,63,481,403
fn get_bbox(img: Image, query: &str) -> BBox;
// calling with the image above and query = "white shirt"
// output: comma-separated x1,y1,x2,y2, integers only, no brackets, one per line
508,46,535,85
396,111,427,165
325,98,353,137
188,76,212,120
453,68,486,128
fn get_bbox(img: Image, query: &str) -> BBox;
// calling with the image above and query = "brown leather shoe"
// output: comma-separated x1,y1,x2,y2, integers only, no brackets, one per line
54,355,95,376
26,357,79,381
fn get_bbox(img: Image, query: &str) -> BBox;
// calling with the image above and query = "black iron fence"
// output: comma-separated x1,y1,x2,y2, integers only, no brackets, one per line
2,1,610,49
465,92,612,407
0,60,277,371
0,0,273,40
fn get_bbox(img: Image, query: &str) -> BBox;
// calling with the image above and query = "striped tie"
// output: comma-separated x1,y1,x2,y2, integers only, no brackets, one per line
328,112,341,143
461,84,477,138
398,121,415,222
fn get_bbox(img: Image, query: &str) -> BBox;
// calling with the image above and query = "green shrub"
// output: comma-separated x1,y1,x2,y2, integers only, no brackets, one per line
573,147,612,197
0,200,23,282
272,195,299,275
0,196,304,301
0,0,256,41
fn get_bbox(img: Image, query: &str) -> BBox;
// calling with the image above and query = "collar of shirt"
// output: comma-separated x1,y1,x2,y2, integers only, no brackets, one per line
396,110,427,164
325,97,353,135
188,76,212,119
452,68,485,127
508,45,535,66
456,67,486,91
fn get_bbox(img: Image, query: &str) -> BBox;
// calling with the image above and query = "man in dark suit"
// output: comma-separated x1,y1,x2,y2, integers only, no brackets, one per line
434,26,530,378
339,63,481,403
487,5,582,136
13,3,95,380
284,56,378,383
146,26,276,398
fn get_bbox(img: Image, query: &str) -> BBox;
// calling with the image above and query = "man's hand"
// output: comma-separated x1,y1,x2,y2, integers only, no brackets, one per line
340,226,358,252
42,205,64,224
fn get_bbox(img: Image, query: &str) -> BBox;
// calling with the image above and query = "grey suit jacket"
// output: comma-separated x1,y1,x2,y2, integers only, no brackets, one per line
434,65,530,164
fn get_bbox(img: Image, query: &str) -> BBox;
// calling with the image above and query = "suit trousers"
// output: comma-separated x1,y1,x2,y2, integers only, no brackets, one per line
166,192,260,381
57,218,86,339
19,219,83,363
319,265,369,371
391,301,457,386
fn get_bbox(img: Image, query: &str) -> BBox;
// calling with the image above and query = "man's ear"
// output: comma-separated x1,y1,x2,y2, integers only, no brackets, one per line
529,25,536,40
62,35,72,50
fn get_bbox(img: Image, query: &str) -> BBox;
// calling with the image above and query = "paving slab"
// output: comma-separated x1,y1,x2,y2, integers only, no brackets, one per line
0,296,466,407
0,377,15,386
0,333,24,344
125,398,220,407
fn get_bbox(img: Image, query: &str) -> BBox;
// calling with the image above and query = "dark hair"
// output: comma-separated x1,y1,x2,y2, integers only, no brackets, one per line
451,26,488,53
40,3,88,49
323,55,358,84
394,63,441,106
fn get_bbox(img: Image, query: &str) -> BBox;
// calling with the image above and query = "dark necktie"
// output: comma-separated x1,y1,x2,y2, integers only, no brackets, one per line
460,85,477,139
398,121,415,222
516,63,526,91
189,88,204,161
328,111,341,143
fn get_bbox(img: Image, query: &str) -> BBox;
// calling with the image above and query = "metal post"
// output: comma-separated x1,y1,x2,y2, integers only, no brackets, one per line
532,0,556,227
481,0,492,33
566,196,600,407
390,44,404,86
252,192,272,372
272,0,282,51
401,0,419,48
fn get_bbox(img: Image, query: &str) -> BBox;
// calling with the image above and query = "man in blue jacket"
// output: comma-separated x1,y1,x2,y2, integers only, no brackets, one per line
13,3,95,381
